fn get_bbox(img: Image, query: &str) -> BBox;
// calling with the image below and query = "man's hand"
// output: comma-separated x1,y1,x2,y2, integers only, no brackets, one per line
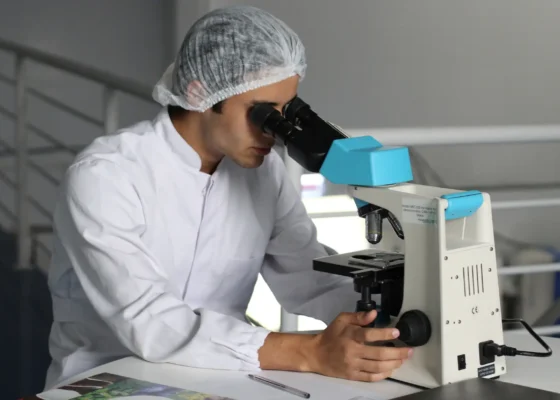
258,310,412,382
306,310,412,382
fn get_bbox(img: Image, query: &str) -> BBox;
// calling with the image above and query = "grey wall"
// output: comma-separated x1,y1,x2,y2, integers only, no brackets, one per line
0,0,173,229
208,1,560,322
1,0,559,268
211,0,560,128
175,0,212,51
209,0,560,255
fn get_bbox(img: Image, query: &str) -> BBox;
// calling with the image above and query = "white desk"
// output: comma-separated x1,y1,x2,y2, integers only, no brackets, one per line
39,332,560,400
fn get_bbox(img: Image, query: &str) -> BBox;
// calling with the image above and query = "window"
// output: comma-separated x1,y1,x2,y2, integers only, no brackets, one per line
246,192,370,331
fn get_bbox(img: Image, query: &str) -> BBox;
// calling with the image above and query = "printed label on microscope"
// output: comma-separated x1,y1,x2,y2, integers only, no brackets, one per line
402,198,437,225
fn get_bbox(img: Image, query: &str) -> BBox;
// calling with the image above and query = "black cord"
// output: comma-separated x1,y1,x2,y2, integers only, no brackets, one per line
502,318,553,357
483,318,553,358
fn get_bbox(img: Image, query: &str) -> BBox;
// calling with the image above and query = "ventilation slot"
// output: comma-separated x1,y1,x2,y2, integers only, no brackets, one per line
463,264,484,297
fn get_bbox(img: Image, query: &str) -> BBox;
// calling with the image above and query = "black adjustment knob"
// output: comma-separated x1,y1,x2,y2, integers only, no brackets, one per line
395,310,431,347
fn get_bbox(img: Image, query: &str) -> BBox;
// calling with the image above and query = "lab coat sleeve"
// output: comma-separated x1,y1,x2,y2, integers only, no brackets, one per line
261,157,358,326
55,158,270,370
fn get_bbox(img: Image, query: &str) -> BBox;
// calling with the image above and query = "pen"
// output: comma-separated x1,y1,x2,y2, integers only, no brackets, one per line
248,374,311,398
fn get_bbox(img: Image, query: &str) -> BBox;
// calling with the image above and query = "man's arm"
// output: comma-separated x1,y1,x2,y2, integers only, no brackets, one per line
258,311,412,382
55,158,270,370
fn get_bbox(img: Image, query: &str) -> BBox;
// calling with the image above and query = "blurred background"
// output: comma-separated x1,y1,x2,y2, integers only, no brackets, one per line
1,0,560,397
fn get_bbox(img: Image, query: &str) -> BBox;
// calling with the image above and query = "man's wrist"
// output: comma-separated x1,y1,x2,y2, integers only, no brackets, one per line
298,333,320,373
258,332,320,373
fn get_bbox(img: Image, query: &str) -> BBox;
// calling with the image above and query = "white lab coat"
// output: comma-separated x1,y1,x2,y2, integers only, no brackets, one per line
44,108,357,389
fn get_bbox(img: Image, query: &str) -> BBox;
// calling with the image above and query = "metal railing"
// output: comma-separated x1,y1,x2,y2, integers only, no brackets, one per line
346,125,560,146
0,37,560,334
0,37,154,270
307,197,560,220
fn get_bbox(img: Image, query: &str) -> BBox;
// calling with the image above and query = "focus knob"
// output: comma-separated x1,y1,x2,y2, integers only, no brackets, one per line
395,310,431,347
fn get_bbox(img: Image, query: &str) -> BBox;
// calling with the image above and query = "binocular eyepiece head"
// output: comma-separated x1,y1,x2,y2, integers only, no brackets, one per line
248,96,346,173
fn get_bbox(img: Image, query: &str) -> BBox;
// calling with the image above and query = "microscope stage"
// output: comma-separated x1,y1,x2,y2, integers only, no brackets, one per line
313,249,404,281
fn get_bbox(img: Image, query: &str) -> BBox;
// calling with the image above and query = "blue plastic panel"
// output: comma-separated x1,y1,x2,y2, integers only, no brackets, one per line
320,136,413,187
441,190,484,220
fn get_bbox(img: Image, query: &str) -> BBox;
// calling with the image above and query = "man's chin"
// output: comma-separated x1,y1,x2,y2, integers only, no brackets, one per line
234,155,265,169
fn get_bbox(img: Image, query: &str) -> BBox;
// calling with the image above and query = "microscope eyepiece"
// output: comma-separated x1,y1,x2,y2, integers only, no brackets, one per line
283,96,313,126
283,96,347,139
248,103,297,144
249,97,346,172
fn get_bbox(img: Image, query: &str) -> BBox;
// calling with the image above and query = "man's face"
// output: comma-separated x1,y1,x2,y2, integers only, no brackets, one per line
200,75,299,169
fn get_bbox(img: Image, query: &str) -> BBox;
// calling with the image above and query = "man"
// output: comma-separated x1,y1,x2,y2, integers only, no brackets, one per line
45,5,411,389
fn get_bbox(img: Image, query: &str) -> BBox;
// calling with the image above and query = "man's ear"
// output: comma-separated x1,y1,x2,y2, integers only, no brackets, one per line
186,80,206,110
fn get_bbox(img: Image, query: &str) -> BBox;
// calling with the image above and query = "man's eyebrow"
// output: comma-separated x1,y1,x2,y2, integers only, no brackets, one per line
250,100,280,107
250,95,297,108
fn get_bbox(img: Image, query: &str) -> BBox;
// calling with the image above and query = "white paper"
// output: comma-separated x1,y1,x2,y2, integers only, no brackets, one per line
98,397,164,399
36,388,80,400
38,394,179,400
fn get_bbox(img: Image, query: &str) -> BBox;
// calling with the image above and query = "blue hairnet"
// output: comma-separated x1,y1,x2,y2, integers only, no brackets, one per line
152,5,307,112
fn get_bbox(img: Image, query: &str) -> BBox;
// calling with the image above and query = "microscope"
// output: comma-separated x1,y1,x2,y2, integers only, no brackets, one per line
249,97,552,389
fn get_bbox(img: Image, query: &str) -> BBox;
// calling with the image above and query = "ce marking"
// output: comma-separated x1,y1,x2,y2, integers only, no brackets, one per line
471,306,479,314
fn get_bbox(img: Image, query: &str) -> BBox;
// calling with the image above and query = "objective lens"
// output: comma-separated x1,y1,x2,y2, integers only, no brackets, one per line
366,211,383,244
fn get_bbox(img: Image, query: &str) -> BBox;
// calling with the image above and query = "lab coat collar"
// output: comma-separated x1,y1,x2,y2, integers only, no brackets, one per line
156,107,203,171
